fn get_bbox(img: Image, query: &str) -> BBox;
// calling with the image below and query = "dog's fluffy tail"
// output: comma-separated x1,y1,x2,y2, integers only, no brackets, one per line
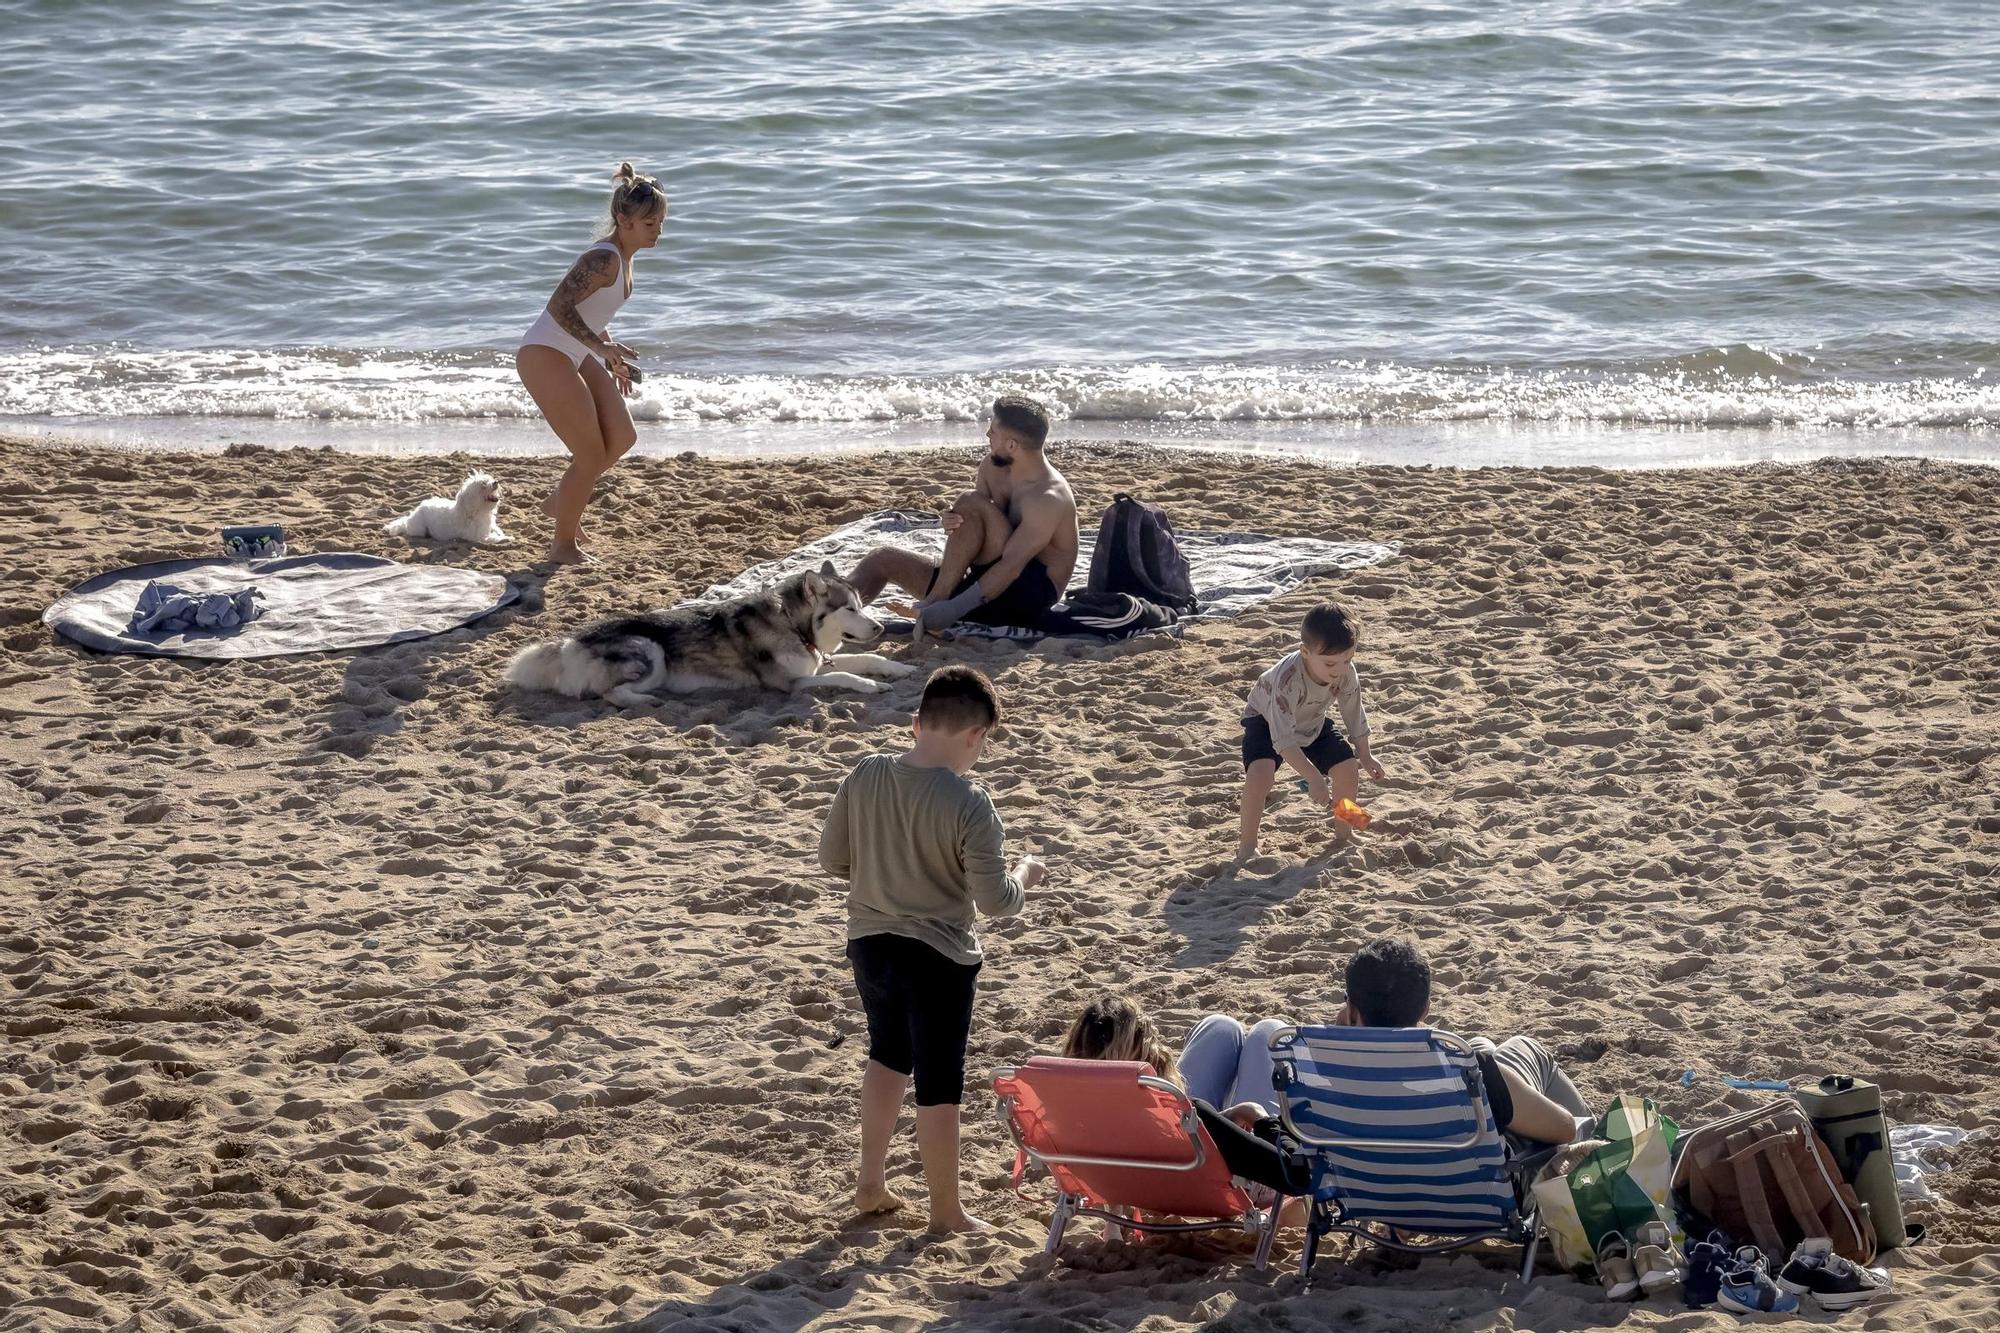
505,639,569,694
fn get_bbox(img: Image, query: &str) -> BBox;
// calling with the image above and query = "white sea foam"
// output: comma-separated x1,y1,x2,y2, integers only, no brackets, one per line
3,348,1996,432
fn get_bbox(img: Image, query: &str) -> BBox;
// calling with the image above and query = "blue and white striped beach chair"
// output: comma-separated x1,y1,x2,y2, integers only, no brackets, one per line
1270,1024,1548,1284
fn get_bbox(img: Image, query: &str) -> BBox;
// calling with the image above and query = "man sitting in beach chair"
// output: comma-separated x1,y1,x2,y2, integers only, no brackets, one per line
1338,939,1590,1152
847,395,1079,642
1269,938,1593,1282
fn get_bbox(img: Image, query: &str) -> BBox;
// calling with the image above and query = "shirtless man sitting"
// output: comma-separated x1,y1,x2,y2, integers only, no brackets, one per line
849,395,1079,643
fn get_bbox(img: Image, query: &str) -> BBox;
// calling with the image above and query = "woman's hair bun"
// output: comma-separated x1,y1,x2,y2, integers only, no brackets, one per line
613,161,637,182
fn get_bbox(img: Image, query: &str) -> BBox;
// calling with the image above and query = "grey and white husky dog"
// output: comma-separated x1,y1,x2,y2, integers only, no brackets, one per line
506,563,913,706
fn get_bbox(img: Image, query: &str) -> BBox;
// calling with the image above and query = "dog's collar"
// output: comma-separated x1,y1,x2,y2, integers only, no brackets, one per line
800,622,824,663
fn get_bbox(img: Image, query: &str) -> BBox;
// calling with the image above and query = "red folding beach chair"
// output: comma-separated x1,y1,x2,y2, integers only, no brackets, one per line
991,1056,1284,1269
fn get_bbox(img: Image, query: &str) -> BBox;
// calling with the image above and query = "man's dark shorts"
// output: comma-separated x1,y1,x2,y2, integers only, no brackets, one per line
926,557,1062,629
1240,715,1356,773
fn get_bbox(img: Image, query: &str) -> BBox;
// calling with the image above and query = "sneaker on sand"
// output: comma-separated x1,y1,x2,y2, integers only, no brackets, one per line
1777,1237,1892,1312
1684,1231,1731,1308
1596,1231,1641,1301
1718,1246,1802,1316
1633,1220,1684,1297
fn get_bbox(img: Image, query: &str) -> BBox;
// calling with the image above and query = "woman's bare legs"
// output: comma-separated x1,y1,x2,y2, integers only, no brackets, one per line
563,357,638,549
517,345,609,564
586,353,639,467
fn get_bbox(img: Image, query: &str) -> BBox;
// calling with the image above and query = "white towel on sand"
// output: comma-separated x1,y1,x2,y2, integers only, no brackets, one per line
697,510,1399,638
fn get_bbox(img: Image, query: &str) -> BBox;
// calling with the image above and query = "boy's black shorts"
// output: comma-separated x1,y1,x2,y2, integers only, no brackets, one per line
846,933,982,1106
1241,715,1355,774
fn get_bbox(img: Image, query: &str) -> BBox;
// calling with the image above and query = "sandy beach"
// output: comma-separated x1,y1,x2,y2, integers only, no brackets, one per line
1,434,1996,1332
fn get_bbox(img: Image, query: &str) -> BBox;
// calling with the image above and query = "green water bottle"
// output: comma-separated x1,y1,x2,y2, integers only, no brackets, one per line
1793,1074,1907,1252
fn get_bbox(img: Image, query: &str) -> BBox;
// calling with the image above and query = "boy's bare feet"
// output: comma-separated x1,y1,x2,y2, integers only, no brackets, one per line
1234,840,1257,862
853,1186,908,1216
546,540,592,566
926,1208,993,1235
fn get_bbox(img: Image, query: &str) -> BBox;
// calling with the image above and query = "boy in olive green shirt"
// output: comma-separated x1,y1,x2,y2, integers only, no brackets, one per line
819,666,1044,1232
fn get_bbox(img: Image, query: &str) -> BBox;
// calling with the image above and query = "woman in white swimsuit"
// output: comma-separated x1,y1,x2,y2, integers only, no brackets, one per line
517,163,666,565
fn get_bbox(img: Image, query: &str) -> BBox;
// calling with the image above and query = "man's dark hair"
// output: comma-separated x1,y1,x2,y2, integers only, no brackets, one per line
1301,602,1357,653
917,665,1001,734
1345,938,1432,1027
991,394,1050,451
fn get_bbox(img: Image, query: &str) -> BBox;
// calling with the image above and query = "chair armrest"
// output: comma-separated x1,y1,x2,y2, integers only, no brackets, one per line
1501,1144,1561,1212
1503,1144,1560,1185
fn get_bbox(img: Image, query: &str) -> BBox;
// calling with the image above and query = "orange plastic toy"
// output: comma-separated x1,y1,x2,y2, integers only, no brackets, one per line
1332,798,1372,831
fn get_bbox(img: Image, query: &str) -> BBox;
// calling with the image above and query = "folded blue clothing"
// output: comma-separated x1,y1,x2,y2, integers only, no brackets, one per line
130,581,264,634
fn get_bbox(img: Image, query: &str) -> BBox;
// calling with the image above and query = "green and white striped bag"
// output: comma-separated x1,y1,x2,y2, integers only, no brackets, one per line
1533,1095,1682,1277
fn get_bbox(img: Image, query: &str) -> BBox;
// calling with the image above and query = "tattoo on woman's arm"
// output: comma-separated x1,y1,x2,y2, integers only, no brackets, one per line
549,250,619,352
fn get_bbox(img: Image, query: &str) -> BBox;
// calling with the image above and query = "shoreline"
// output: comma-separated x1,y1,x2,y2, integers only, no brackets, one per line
2,435,1996,1331
6,415,2000,471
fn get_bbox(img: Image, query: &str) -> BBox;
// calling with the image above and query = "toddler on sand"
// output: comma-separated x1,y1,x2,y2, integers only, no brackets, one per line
1238,602,1385,860
819,665,1044,1232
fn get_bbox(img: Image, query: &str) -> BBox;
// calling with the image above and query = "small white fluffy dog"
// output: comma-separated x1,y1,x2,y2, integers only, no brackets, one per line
384,472,508,544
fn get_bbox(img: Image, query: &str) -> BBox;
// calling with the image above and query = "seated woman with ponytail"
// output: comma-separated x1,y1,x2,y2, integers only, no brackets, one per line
1060,998,1309,1218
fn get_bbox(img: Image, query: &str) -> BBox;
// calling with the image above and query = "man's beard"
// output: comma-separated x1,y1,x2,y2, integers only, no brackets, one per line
987,452,1013,468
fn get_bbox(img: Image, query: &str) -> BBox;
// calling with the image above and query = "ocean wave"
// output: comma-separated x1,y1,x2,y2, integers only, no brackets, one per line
2,347,1996,430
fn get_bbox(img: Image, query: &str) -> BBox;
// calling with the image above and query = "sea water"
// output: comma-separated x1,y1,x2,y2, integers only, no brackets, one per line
2,1,1997,465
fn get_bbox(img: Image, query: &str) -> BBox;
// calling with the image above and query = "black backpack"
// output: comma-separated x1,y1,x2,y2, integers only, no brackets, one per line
1086,493,1198,614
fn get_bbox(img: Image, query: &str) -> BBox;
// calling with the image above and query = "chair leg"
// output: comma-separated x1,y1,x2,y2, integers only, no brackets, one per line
1298,1206,1324,1285
1046,1193,1074,1254
1518,1225,1542,1284
1252,1203,1280,1271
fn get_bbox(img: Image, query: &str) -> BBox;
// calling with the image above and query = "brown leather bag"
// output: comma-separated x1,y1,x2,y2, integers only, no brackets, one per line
1671,1101,1875,1265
